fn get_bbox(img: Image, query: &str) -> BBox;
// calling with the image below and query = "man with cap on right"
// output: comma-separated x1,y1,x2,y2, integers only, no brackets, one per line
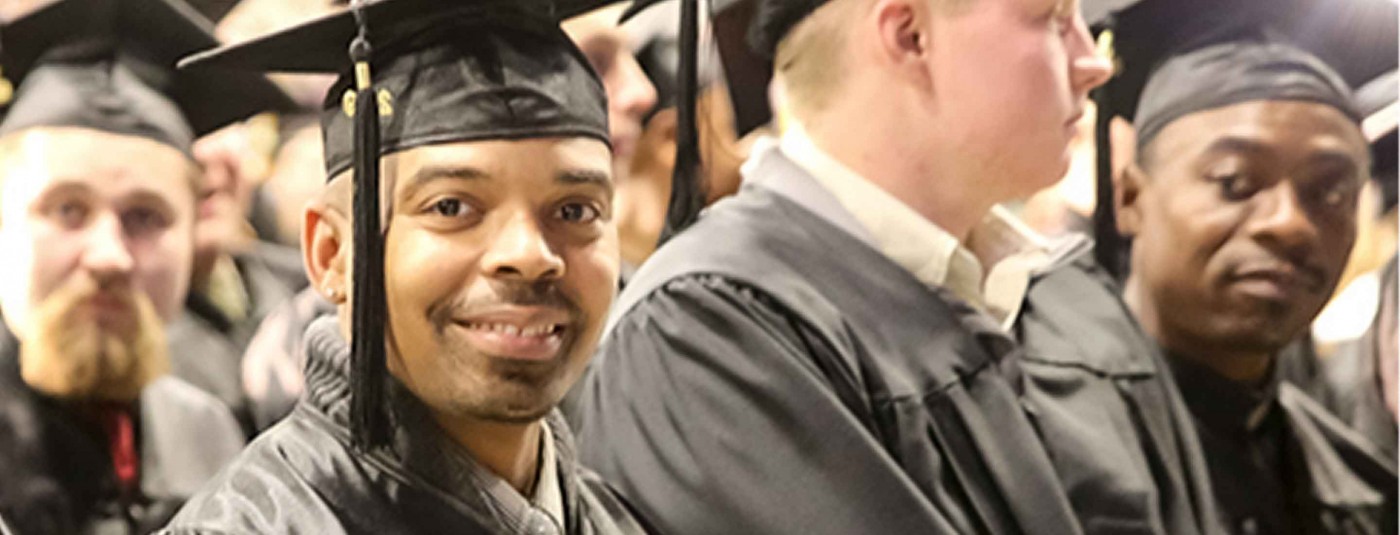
1107,33,1396,535
162,0,648,533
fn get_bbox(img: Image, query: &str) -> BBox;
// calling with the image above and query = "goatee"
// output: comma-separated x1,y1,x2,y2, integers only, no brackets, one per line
19,276,168,402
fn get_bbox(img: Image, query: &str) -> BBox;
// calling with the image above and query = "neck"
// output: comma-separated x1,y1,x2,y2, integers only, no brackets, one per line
1123,275,1274,384
433,414,543,494
801,105,994,240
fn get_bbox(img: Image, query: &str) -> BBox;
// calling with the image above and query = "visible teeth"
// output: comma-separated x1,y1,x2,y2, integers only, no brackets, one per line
468,322,558,337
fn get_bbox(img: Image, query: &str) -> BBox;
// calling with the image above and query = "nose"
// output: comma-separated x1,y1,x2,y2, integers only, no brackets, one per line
82,212,135,286
1247,182,1323,263
479,211,565,282
613,53,658,122
1067,14,1113,95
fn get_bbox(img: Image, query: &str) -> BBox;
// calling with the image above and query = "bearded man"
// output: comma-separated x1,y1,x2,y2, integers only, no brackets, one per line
0,0,290,532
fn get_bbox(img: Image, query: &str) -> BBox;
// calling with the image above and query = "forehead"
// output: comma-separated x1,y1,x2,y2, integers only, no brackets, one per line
1151,100,1368,162
389,136,612,182
0,127,195,206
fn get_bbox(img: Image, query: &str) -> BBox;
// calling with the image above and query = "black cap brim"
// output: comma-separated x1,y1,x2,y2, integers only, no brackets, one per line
181,0,630,73
2,0,295,139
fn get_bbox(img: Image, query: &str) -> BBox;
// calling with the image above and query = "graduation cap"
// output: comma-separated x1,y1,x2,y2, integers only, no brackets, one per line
0,0,294,154
180,0,614,449
1086,0,1397,278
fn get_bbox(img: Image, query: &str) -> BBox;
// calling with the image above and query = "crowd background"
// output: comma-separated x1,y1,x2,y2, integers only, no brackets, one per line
0,0,1393,532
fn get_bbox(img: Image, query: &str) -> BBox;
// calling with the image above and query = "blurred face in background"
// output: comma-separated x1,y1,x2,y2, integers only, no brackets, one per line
192,123,268,266
564,5,658,178
0,128,195,401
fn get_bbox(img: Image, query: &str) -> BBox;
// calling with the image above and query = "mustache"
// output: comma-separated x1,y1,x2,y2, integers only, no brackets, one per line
428,281,580,331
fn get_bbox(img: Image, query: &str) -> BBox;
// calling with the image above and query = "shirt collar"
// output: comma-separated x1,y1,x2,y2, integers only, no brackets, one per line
533,421,565,531
776,124,1050,325
1169,353,1281,440
778,124,984,304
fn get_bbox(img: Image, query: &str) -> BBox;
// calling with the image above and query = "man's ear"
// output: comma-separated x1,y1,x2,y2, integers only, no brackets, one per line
303,199,349,305
875,0,929,84
1116,163,1149,238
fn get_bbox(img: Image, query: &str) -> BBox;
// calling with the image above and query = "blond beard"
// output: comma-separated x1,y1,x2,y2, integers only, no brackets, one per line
19,275,169,402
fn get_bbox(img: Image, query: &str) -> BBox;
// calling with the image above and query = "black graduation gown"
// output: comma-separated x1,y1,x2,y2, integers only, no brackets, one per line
162,317,648,535
570,151,1082,534
1172,359,1397,535
0,322,246,535
1013,243,1222,535
167,243,305,434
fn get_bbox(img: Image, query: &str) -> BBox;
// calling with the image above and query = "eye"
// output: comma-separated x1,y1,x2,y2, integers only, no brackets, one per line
1204,158,1258,201
1314,178,1360,209
1213,173,1255,201
122,206,169,234
50,199,91,229
430,197,473,218
556,202,601,224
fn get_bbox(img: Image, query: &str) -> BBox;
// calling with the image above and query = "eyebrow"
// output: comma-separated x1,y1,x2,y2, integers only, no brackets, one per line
399,165,488,201
121,189,178,212
558,169,613,196
399,165,613,199
1201,135,1363,177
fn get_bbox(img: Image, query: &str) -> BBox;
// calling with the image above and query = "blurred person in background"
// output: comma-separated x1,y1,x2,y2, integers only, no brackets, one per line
0,0,289,531
163,0,335,435
562,3,658,186
612,0,750,283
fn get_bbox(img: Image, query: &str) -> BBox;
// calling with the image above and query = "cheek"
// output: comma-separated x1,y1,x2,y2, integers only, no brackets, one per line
559,231,618,334
1,222,70,319
133,230,193,321
1141,191,1239,287
384,227,479,339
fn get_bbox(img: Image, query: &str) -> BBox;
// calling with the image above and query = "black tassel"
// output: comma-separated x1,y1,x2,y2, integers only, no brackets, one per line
1091,18,1125,281
348,6,389,451
1091,82,1123,280
656,0,705,246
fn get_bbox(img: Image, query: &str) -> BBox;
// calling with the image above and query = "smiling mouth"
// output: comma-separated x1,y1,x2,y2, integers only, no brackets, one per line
453,320,568,361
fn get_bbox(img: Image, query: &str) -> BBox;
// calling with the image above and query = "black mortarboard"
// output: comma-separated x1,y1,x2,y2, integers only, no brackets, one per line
180,0,614,449
0,0,294,154
1087,0,1397,278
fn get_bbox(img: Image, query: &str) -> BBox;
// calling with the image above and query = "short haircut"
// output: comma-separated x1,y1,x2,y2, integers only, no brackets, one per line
774,0,973,121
